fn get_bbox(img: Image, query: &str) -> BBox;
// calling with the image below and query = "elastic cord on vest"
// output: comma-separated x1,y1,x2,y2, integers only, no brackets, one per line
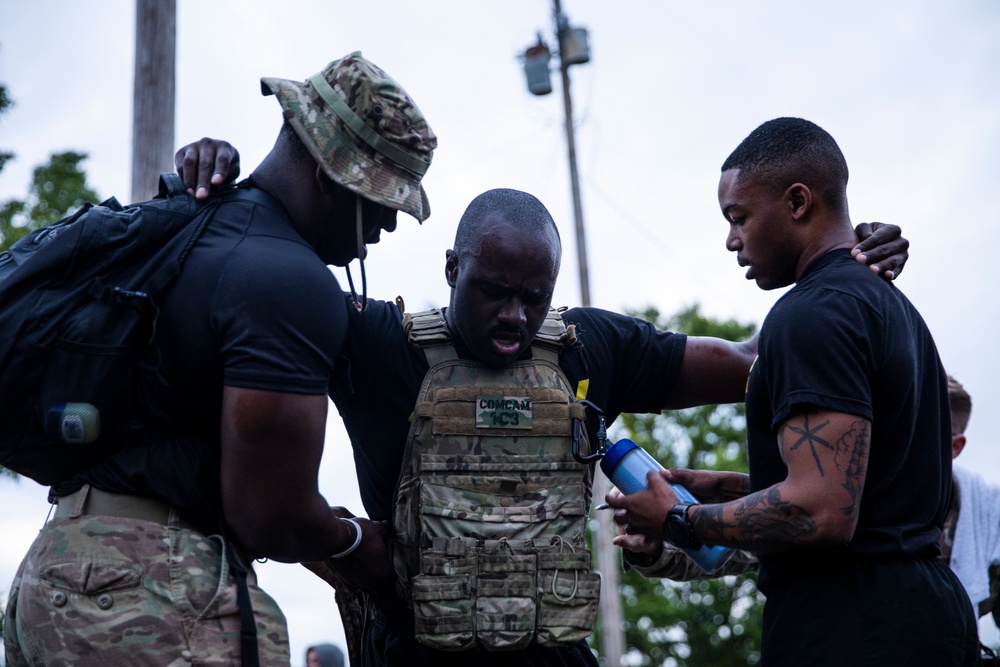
329,517,363,558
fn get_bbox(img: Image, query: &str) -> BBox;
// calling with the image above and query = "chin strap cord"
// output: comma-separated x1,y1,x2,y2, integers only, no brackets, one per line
346,194,367,312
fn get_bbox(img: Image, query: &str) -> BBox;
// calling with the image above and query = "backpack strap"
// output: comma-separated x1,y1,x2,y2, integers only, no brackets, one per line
155,172,284,214
140,178,288,297
226,180,288,217
155,172,286,213
157,172,188,198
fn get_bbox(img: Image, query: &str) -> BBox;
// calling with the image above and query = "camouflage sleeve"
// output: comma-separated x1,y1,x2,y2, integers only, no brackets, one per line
301,561,367,667
624,544,758,581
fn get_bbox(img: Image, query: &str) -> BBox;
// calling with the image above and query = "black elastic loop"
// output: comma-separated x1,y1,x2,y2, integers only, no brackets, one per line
221,526,260,667
572,399,607,464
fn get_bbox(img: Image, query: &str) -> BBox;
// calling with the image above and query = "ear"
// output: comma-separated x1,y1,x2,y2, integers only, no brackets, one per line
315,165,337,195
445,249,459,288
786,183,813,222
951,433,967,459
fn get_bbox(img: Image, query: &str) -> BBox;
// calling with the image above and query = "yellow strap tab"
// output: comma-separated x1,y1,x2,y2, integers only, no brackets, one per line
575,379,590,401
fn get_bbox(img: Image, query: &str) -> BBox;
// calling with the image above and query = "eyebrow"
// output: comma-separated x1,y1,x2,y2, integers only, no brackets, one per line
722,203,740,219
479,279,550,299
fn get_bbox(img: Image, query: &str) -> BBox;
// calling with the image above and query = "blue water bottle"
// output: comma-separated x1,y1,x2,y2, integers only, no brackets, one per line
600,438,734,574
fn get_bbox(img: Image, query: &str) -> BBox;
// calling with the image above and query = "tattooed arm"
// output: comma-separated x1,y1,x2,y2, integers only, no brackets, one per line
610,470,750,557
609,408,871,554
705,408,871,552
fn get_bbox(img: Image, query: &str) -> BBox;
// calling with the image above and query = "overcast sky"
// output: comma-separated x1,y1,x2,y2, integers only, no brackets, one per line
2,0,999,661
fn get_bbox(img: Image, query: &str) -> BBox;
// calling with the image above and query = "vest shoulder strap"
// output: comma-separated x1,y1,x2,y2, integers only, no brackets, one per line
531,308,576,364
402,307,577,366
402,308,456,366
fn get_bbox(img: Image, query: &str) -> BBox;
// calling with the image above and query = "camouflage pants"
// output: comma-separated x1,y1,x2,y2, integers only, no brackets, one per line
3,512,290,666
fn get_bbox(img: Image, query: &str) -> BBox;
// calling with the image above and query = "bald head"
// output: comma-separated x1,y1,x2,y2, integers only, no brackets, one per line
444,188,562,367
453,188,562,267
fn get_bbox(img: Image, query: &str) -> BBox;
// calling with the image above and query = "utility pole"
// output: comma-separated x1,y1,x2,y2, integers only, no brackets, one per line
553,0,591,307
131,0,176,202
521,4,625,664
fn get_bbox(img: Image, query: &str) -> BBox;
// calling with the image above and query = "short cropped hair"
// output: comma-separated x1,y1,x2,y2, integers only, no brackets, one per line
454,188,561,263
948,375,972,435
722,117,849,213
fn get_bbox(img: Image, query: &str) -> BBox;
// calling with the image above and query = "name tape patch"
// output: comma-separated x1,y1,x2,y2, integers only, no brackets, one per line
476,395,532,429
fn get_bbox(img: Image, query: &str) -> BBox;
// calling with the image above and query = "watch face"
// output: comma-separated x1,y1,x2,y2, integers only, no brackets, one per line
665,504,695,548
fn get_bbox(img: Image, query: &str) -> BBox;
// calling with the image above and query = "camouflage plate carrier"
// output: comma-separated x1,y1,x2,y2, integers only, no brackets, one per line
392,308,601,652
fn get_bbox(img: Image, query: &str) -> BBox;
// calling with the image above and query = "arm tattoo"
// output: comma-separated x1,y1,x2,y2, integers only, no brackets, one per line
690,486,817,551
694,503,727,543
690,416,867,551
786,412,833,476
834,419,870,518
734,487,817,548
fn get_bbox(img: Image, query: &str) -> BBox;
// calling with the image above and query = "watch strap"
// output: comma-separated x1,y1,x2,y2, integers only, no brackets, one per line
664,503,701,550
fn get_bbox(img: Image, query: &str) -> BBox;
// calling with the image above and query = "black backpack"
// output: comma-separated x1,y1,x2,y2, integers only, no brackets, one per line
0,173,274,485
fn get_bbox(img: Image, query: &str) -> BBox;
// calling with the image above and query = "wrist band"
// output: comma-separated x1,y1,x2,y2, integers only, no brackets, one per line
329,518,363,559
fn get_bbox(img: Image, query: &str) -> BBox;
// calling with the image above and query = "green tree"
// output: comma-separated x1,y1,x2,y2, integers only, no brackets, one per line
0,51,98,252
0,151,99,252
612,304,763,667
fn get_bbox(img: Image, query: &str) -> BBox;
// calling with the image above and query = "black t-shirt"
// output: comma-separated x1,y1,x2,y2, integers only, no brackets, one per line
330,300,687,667
746,249,953,589
68,186,348,529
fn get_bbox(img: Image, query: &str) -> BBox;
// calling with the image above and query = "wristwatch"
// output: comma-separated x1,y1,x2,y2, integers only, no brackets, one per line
663,503,701,549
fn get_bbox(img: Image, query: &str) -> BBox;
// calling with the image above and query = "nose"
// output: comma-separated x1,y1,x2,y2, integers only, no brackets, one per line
726,226,742,252
365,210,398,244
497,296,527,328
382,211,398,234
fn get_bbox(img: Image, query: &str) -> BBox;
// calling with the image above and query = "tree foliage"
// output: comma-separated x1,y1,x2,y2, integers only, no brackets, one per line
611,305,764,667
0,151,99,252
1,57,98,252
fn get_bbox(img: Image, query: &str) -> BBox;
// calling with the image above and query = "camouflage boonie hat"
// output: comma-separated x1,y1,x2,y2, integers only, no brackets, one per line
261,51,437,222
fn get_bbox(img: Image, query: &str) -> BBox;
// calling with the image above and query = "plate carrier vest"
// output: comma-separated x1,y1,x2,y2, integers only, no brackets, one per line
391,308,601,652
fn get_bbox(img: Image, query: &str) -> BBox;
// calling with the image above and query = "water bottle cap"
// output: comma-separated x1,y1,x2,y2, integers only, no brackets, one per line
599,438,638,477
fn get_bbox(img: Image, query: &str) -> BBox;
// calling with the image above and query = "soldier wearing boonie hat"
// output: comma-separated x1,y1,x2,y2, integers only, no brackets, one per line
261,50,437,224
3,53,440,667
